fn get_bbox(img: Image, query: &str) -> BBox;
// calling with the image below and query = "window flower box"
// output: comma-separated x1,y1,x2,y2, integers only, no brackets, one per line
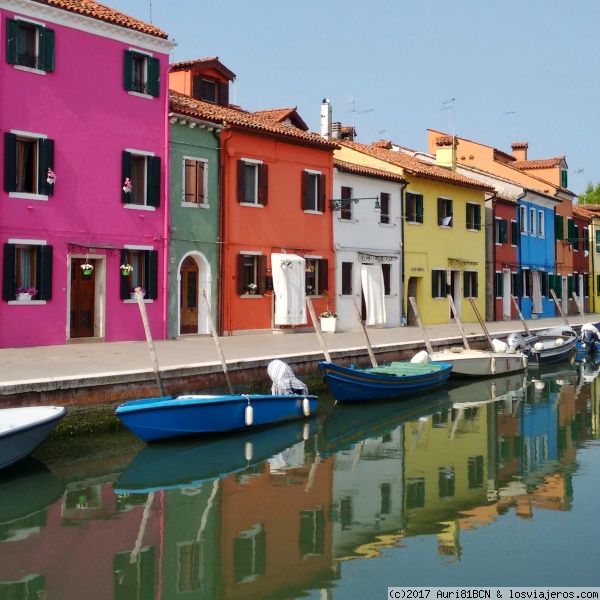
130,288,146,300
15,287,37,301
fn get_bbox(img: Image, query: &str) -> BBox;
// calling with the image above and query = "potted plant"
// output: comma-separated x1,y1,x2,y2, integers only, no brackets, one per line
319,290,338,333
121,263,133,276
46,168,56,185
130,287,146,300
15,286,37,301
245,283,258,295
122,178,132,194
81,262,93,275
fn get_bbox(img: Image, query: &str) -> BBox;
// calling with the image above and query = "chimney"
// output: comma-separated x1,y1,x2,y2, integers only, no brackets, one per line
331,122,342,139
512,142,528,161
435,136,458,170
320,98,332,139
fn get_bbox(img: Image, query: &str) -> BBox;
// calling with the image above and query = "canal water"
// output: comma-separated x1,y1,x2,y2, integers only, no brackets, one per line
2,357,600,599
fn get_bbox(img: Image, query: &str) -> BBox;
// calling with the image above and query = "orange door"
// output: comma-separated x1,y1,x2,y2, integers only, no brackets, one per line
180,257,199,334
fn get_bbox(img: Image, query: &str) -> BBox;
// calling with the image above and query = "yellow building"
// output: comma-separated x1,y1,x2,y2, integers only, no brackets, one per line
577,204,600,311
334,139,493,325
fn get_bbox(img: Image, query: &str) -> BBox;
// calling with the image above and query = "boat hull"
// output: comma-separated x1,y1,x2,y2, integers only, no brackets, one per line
115,394,318,442
0,406,66,471
429,349,528,377
317,361,452,402
519,327,578,366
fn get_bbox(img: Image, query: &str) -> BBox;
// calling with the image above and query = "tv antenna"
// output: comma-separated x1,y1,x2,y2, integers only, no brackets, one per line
340,96,373,128
441,98,455,137
503,111,516,140
149,0,153,22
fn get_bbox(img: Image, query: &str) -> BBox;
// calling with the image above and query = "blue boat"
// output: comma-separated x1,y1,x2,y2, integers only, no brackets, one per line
115,393,318,443
114,417,318,493
317,360,453,402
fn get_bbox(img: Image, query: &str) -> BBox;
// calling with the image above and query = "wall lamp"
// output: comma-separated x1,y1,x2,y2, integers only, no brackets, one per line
329,196,381,211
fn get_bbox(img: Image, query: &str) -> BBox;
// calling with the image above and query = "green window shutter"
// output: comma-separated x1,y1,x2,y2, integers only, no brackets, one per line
441,273,447,297
37,245,53,301
596,230,600,253
39,138,55,196
584,229,589,253
148,57,160,97
237,254,246,295
597,274,600,294
39,27,55,72
318,258,329,293
474,272,479,298
465,203,470,229
2,243,16,301
6,19,19,65
416,195,424,223
123,50,134,91
500,219,508,244
513,272,521,297
431,270,437,298
475,204,481,230
555,214,564,240
236,160,245,203
495,272,503,298
567,218,575,242
511,221,519,245
145,250,158,300
146,156,161,207
3,132,17,193
120,250,130,300
301,171,309,210
437,198,443,225
121,151,132,203
561,170,568,188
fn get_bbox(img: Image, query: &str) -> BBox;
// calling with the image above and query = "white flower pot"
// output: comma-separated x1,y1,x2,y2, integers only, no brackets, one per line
130,292,145,300
16,293,32,301
320,316,337,333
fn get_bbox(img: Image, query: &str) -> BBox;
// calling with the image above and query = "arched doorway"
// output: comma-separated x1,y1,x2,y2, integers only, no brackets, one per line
179,254,211,335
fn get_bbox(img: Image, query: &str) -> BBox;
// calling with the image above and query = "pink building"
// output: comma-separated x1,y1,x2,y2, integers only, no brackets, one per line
0,0,174,347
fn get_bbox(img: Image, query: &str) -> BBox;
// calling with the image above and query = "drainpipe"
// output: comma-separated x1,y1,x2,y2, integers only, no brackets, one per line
516,191,526,318
216,126,231,336
491,195,496,321
162,83,170,340
399,181,408,323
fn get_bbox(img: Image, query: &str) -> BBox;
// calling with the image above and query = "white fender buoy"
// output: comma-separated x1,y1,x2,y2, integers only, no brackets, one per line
245,403,253,426
303,421,310,440
302,397,310,416
245,441,253,461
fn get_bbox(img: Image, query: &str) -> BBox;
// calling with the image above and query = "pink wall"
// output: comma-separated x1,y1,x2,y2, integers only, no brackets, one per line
0,7,171,347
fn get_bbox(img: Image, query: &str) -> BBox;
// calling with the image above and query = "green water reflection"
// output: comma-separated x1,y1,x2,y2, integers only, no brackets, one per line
1,358,600,598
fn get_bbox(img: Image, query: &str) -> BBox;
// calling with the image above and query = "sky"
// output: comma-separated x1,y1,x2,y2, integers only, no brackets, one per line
108,0,599,196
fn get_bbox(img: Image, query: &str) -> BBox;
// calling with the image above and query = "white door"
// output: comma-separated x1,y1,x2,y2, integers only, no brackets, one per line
562,277,568,313
503,269,511,318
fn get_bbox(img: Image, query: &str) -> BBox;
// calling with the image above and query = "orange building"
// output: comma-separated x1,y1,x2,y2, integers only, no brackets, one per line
170,58,337,334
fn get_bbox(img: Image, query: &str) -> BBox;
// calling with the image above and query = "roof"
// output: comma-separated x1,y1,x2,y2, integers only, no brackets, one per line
577,203,600,213
170,57,236,80
169,90,338,149
334,159,408,184
32,0,168,38
512,157,566,170
574,205,596,219
338,140,495,192
253,108,308,131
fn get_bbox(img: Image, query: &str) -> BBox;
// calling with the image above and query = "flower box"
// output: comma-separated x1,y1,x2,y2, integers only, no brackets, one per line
320,316,337,333
130,291,146,300
16,293,32,302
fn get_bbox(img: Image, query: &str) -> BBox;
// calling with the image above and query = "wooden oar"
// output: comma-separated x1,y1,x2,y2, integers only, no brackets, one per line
134,287,164,396
409,296,433,354
353,299,378,367
200,288,234,394
448,294,470,350
571,291,585,320
467,297,494,350
306,297,332,362
550,289,569,325
511,296,531,335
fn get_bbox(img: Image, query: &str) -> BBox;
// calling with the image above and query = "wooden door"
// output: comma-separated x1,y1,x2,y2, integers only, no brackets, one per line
70,258,95,338
180,257,199,334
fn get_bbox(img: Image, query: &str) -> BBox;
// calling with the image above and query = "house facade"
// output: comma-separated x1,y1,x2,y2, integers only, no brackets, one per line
571,205,591,313
1,0,173,347
170,60,337,335
578,204,600,312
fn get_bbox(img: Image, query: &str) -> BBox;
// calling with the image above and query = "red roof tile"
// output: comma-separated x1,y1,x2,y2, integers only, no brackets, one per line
574,205,597,218
169,90,337,149
32,0,168,38
512,157,565,170
338,140,495,192
253,108,308,131
170,57,235,80
334,159,408,184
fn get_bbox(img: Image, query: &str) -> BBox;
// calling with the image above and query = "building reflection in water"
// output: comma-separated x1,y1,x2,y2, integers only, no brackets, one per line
0,359,600,598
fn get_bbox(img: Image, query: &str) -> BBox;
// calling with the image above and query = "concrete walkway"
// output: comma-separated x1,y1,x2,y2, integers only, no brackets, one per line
0,314,588,402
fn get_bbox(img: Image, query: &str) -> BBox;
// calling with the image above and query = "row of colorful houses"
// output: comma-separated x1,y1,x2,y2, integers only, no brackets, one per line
1,0,596,348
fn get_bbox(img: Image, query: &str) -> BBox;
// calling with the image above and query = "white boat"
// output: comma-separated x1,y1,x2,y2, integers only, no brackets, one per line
428,347,528,377
0,406,66,470
507,326,577,367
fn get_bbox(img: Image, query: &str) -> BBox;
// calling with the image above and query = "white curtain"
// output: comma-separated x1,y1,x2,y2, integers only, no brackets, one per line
360,264,386,326
532,271,543,313
271,253,306,326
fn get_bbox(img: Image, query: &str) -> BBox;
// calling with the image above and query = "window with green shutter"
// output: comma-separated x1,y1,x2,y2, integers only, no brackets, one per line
495,272,503,298
466,203,481,230
6,19,55,72
567,218,576,244
431,269,447,298
556,214,564,240
2,242,53,301
4,132,55,196
595,230,600,253
406,192,424,223
121,151,161,207
561,169,568,188
511,220,519,246
124,50,160,97
120,249,158,300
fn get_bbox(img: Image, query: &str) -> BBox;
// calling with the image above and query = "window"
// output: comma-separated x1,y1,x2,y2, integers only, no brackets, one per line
237,253,266,295
405,192,423,223
584,273,589,297
406,478,425,509
596,230,600,253
466,203,481,230
522,269,531,298
520,206,527,233
495,271,503,298
511,220,519,246
567,218,577,247
583,228,589,254
495,218,508,244
4,131,54,196
382,263,391,295
299,509,325,557
6,19,54,72
437,197,453,226
340,186,353,220
121,151,161,207
2,242,53,301
341,262,353,295
538,211,545,238
233,524,266,583
237,159,268,205
379,192,391,224
301,171,326,212
304,258,328,296
431,269,447,298
555,214,564,240
529,207,536,236
468,456,484,489
124,50,159,97
192,75,229,106
541,271,549,297
120,249,158,300
439,466,455,499
183,158,207,205
561,169,568,188
464,271,478,298
512,272,521,297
